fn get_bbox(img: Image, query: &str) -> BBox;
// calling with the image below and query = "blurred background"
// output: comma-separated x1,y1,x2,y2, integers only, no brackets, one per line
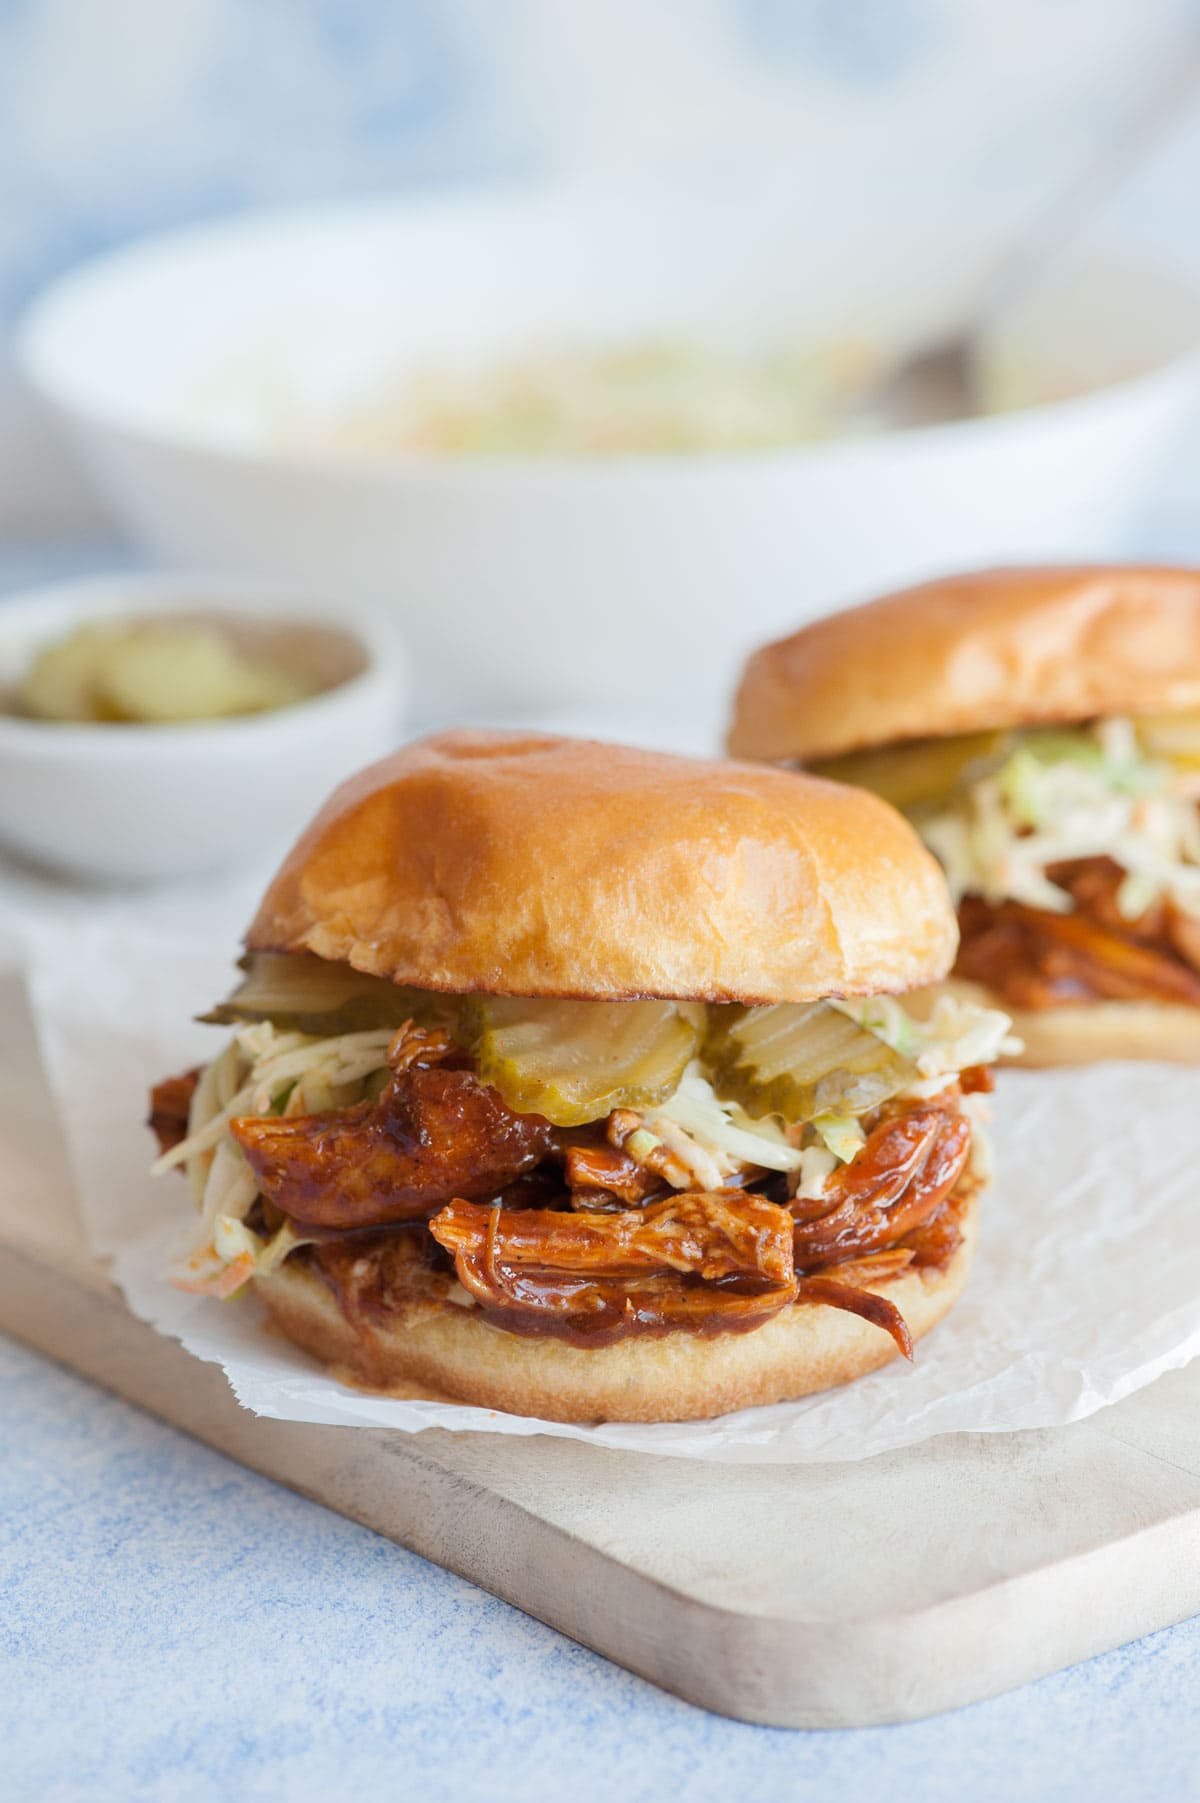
5,0,1200,527
7,0,1200,885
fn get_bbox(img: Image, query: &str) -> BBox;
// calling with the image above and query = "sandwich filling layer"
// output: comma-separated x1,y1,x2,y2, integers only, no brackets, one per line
813,714,1200,1011
150,958,1011,1358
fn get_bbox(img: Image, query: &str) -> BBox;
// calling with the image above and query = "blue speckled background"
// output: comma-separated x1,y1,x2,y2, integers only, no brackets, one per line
4,1326,1200,1802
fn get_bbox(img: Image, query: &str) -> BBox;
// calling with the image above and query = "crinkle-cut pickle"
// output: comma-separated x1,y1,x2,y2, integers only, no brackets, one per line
472,996,700,1127
810,729,1007,809
202,951,461,1037
208,962,702,1127
706,1000,913,1123
204,961,919,1132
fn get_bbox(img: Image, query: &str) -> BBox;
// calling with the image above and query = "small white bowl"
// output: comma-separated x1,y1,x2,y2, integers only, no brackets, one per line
17,188,1200,727
0,573,408,883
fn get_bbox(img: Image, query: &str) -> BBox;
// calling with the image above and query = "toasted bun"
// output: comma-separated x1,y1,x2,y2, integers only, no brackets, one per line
246,729,956,1002
929,977,1200,1065
255,1191,977,1423
728,565,1200,763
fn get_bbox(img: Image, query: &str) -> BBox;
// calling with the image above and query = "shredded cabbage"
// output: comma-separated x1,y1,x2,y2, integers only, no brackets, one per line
164,1021,394,1298
795,1144,839,1202
916,717,1200,919
302,336,882,460
812,1112,867,1162
646,1070,804,1177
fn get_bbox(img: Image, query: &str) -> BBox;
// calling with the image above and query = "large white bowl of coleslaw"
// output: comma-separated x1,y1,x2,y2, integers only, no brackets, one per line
17,186,1200,725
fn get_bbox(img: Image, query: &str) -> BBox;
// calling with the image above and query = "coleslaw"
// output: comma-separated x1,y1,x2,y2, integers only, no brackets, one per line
916,717,1200,919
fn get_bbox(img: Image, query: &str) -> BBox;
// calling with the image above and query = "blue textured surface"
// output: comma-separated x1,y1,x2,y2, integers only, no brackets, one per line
3,1331,1199,1802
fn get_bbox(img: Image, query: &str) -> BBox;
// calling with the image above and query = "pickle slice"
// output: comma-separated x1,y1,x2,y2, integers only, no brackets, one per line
810,730,1008,810
472,997,700,1127
202,951,461,1038
707,1000,913,1123
1135,706,1200,766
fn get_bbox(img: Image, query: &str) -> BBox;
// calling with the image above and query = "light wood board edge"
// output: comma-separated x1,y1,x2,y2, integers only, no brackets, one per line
4,1233,1200,1729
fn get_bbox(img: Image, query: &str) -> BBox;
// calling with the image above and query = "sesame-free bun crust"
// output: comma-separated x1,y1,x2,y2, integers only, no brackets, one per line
931,978,1200,1066
729,565,1200,764
254,1191,977,1423
247,730,957,1003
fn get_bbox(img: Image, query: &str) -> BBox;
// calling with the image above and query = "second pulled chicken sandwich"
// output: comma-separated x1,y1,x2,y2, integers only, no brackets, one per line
149,731,1012,1423
730,565,1200,1064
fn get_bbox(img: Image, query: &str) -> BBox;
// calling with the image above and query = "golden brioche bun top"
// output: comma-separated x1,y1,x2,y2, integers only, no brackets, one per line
246,730,957,1002
728,565,1200,763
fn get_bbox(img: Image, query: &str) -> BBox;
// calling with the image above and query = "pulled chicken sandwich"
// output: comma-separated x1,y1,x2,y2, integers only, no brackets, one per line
149,730,1013,1423
728,564,1200,1064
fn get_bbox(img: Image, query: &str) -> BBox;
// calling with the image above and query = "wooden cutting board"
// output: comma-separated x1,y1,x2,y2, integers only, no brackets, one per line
3,963,1199,1729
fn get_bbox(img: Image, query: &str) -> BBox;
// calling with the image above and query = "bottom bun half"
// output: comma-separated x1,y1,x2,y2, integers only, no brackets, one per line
255,1193,977,1425
933,978,1200,1066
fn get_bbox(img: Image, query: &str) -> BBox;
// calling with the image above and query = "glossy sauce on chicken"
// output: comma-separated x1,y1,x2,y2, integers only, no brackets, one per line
150,1026,981,1357
231,1057,556,1228
957,856,1200,1009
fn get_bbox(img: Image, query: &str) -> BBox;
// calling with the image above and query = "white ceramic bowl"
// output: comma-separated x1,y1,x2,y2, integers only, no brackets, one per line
0,574,407,883
17,189,1200,725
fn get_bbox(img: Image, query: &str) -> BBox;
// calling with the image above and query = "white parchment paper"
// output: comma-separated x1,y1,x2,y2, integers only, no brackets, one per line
26,922,1200,1464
